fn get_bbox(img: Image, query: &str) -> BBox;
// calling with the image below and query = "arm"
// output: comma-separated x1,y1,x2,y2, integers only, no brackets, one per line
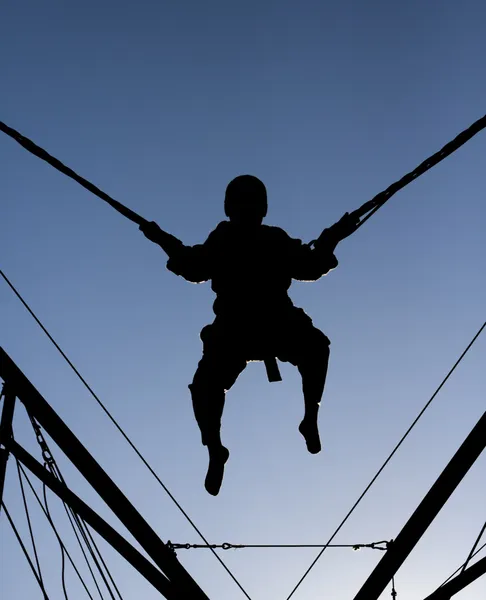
314,210,361,250
139,221,184,257
290,211,362,281
139,220,212,284
314,199,379,249
290,238,338,282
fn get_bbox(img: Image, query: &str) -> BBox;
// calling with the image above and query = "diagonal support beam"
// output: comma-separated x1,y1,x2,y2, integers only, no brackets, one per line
423,557,486,600
0,384,16,513
0,348,209,600
353,409,486,600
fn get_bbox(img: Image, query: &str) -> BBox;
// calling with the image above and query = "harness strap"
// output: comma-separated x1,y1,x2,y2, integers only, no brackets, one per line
264,357,282,382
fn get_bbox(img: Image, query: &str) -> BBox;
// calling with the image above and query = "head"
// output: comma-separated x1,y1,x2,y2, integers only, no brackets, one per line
224,175,267,227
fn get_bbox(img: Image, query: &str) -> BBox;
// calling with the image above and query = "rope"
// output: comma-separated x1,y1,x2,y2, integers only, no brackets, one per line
17,460,98,600
460,519,486,573
0,269,252,600
1,501,50,600
167,540,389,551
353,113,486,229
0,121,145,226
1,114,486,236
439,541,486,587
26,412,106,598
47,465,116,600
42,479,76,600
285,320,486,600
15,460,45,589
62,508,124,600
16,447,96,599
50,464,124,600
28,410,124,600
57,495,108,600
47,478,108,600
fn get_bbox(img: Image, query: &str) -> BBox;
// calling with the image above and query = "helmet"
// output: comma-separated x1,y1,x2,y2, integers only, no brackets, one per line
224,175,268,220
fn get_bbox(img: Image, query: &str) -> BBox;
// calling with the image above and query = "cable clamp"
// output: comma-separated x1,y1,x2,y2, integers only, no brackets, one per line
370,540,390,551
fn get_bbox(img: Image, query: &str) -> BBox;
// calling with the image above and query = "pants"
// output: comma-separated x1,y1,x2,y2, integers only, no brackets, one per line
189,307,331,447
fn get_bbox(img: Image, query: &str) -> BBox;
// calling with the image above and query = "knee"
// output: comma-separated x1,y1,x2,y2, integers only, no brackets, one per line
190,355,245,395
190,364,218,396
189,351,214,394
311,329,330,357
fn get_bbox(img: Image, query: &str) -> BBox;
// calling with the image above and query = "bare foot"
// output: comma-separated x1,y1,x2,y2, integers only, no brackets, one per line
299,419,321,454
205,446,230,496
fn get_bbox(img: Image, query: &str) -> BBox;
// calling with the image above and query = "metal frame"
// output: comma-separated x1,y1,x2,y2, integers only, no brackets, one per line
0,347,208,600
423,557,486,599
2,346,485,600
0,382,16,512
353,409,486,600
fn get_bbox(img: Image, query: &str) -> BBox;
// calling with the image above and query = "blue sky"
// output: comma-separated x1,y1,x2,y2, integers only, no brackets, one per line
1,1,485,599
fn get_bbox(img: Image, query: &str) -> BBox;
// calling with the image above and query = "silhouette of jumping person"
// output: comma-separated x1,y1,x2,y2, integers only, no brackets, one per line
140,175,361,495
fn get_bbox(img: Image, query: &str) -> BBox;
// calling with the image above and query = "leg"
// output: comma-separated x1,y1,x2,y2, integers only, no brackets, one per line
189,326,246,495
278,311,331,454
297,330,330,453
190,357,243,451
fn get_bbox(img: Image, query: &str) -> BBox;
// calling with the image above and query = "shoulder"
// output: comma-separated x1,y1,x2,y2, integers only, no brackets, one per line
262,225,303,248
204,221,230,245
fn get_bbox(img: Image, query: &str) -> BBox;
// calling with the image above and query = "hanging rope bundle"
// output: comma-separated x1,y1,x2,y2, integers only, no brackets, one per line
1,402,127,600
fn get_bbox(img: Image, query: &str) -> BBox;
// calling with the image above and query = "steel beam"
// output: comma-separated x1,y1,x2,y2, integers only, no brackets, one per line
0,384,16,513
353,410,486,600
423,557,486,600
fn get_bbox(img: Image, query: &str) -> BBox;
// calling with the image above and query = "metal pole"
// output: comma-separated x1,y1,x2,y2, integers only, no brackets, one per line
0,348,208,600
8,439,176,599
423,556,486,600
353,410,486,600
0,384,16,513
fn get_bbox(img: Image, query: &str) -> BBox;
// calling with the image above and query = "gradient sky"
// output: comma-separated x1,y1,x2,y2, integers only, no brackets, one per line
1,2,485,599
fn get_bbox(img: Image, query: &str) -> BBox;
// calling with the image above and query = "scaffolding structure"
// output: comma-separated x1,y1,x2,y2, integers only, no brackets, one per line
1,347,485,599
